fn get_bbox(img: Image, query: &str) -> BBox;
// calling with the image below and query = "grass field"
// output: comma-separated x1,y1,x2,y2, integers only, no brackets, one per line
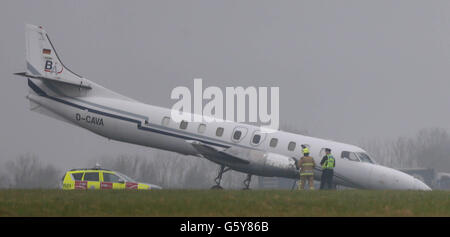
0,189,449,217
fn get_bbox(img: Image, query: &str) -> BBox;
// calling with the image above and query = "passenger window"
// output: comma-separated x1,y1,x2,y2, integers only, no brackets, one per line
161,116,170,126
72,173,83,181
198,124,206,133
84,172,99,181
180,120,188,129
288,142,296,151
231,127,248,142
250,130,264,146
270,138,278,147
216,127,224,137
103,173,121,183
252,134,261,144
233,130,242,140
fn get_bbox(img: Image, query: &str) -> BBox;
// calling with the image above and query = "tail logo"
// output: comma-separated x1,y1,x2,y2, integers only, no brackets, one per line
44,59,63,74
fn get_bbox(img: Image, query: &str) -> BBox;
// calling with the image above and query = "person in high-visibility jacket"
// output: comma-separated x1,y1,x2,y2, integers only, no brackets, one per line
320,148,336,190
298,147,316,190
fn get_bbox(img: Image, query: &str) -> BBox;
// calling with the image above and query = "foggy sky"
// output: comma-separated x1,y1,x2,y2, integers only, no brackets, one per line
2,0,450,169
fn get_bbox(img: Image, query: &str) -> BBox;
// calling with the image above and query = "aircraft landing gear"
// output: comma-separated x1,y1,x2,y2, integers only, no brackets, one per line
242,174,252,190
211,165,231,189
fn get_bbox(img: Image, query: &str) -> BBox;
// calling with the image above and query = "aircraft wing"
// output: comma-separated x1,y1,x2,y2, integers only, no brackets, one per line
186,140,251,165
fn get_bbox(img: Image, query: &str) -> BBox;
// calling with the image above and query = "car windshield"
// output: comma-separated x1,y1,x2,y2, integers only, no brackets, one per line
115,172,137,183
357,152,375,164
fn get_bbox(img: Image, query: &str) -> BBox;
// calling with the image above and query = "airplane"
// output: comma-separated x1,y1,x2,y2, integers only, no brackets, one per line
15,24,431,190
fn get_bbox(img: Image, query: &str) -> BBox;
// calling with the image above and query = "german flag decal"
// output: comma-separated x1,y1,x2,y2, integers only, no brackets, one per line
42,48,51,54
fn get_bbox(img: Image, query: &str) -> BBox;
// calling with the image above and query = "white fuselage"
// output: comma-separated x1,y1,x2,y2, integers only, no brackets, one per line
26,78,431,190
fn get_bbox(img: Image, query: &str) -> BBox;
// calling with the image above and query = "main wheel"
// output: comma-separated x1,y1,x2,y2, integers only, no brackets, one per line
211,185,223,190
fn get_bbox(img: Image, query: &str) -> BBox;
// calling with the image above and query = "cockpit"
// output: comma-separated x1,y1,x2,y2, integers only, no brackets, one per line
341,151,375,164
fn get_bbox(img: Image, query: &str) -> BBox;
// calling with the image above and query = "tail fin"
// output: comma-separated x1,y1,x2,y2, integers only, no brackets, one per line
23,24,90,88
19,24,137,102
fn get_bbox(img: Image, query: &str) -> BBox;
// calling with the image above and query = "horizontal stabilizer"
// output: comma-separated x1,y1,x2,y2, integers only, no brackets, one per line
14,72,91,89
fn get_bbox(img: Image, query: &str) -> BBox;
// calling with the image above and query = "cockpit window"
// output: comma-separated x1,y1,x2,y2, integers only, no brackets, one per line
341,151,360,162
356,152,375,164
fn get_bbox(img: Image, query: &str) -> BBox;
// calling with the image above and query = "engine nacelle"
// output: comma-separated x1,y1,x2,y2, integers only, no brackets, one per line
198,145,299,178
264,152,297,170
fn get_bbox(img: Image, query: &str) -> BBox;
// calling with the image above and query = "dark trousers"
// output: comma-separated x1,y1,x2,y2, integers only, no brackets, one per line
320,169,334,190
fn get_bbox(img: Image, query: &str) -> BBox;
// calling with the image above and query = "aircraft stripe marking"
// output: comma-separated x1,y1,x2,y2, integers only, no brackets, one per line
26,62,235,149
28,79,230,149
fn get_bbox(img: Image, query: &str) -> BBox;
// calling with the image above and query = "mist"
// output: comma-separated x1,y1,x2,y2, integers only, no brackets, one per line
1,1,450,181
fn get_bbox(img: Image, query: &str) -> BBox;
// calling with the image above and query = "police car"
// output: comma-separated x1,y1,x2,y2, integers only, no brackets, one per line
61,167,162,190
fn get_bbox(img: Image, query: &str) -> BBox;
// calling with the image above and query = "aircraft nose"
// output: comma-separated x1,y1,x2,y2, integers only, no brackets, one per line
413,178,432,191
372,165,432,190
395,170,432,190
